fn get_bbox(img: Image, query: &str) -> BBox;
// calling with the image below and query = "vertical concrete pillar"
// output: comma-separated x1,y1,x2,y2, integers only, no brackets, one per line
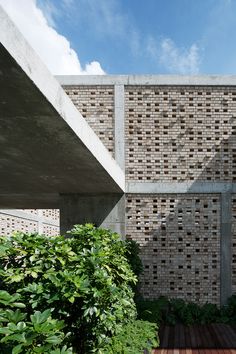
59,194,125,238
220,191,232,306
37,209,44,234
114,84,125,171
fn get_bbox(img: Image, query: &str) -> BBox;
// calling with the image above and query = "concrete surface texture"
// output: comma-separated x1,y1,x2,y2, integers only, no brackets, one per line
0,5,125,209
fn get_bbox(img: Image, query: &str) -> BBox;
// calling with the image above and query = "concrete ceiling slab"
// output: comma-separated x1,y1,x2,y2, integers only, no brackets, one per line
0,6,124,207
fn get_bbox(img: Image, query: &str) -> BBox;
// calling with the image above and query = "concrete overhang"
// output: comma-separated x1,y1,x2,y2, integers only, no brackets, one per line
56,74,236,86
0,6,125,208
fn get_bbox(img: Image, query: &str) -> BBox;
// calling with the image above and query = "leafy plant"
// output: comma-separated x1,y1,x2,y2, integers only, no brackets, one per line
199,303,220,324
137,297,169,324
125,240,143,278
137,295,236,326
102,320,159,354
0,225,138,353
221,295,236,324
0,290,72,354
124,240,144,298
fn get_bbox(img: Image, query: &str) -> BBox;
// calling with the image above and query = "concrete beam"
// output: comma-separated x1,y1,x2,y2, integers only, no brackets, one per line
0,6,125,205
56,75,236,87
59,194,125,238
220,191,232,306
0,194,60,209
126,182,236,194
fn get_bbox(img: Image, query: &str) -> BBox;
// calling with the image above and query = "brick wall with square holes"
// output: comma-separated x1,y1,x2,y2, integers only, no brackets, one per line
63,85,114,156
126,194,221,304
125,86,236,182
232,195,236,294
0,209,60,236
62,83,236,304
0,213,38,235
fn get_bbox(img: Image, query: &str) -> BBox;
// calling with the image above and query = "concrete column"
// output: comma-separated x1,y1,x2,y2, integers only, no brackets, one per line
37,209,44,234
220,191,232,306
59,194,125,238
114,85,125,171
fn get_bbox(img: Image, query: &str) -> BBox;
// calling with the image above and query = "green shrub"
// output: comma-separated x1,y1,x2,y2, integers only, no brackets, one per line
102,320,159,354
221,295,236,324
199,303,220,324
0,290,72,354
124,239,143,298
125,240,143,278
137,297,169,324
137,295,236,326
0,225,138,353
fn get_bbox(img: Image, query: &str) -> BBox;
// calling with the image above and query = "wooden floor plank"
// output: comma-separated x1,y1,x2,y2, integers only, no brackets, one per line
197,325,205,348
179,324,185,348
162,326,170,348
175,324,181,348
158,325,164,346
185,326,192,348
157,323,236,350
225,325,236,348
204,325,214,348
215,324,231,348
207,325,222,348
180,349,187,354
185,349,193,354
169,326,175,348
194,325,202,348
189,325,197,348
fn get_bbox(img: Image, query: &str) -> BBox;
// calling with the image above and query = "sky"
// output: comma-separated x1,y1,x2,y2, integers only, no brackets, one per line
0,0,236,75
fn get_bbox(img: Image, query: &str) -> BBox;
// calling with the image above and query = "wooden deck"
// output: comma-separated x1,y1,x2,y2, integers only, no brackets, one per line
152,324,236,353
153,350,236,353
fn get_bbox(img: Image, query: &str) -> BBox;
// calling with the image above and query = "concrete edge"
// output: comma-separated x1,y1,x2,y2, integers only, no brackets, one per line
126,181,236,194
0,194,60,209
0,6,125,192
56,74,236,86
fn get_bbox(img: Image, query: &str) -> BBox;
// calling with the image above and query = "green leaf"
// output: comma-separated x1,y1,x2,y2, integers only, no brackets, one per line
12,344,23,354
0,327,12,335
4,309,26,323
68,296,75,303
10,275,24,283
2,332,26,343
30,309,51,325
16,322,26,331
12,303,26,309
45,335,62,345
0,290,12,302
31,271,38,278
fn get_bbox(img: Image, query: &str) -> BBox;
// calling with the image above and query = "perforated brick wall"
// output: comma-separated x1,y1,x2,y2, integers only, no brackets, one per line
125,86,236,182
22,209,38,215
0,213,38,235
3,79,236,304
232,195,236,294
42,209,60,221
126,194,221,304
0,209,60,236
64,85,114,156
42,224,60,236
